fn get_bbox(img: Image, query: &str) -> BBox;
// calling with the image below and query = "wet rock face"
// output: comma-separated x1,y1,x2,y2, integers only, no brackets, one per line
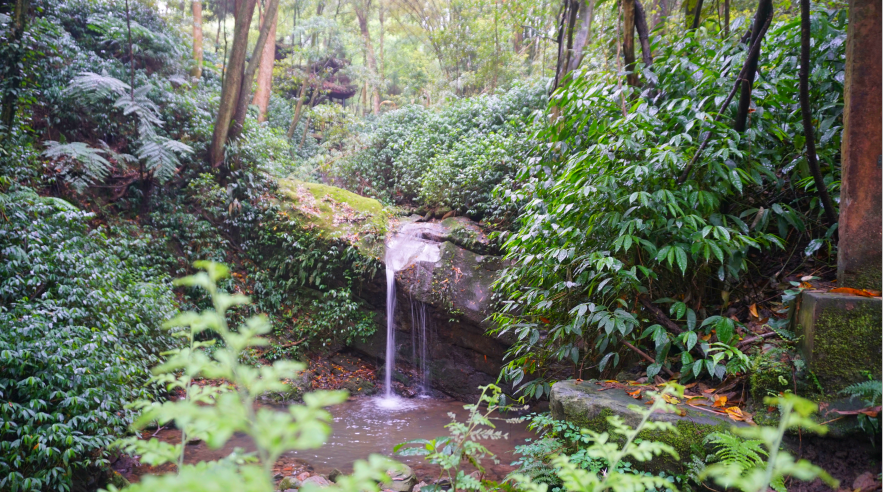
353,216,511,401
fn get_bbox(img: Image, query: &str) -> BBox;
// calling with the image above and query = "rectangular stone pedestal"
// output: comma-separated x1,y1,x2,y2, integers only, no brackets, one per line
795,291,882,391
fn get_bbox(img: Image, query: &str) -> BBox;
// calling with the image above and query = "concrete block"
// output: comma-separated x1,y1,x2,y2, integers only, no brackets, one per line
794,291,882,391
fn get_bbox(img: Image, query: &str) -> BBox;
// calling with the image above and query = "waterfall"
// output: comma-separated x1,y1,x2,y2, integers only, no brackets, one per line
384,266,396,399
410,297,430,395
381,226,441,403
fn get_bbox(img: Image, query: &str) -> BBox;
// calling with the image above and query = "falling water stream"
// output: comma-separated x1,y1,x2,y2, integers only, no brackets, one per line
381,227,440,404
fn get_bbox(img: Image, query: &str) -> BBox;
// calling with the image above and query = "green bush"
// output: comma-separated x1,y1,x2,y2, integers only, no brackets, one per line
492,11,847,397
331,81,547,222
0,188,178,491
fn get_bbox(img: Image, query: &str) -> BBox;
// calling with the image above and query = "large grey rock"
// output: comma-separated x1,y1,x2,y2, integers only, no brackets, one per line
353,217,511,400
550,380,741,472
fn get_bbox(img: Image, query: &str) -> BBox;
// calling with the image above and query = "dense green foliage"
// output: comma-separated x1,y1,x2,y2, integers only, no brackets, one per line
0,188,177,491
492,11,847,397
330,82,547,223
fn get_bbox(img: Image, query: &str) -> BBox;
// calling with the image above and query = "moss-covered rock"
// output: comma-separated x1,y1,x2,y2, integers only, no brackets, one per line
275,179,389,258
794,291,882,392
549,380,743,473
749,350,793,402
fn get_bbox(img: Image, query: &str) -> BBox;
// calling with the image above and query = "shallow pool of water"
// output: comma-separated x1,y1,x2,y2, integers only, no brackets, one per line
130,396,535,483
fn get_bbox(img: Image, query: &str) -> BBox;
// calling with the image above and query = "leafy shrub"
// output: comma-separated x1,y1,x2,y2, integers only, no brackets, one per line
491,11,847,397
331,81,547,222
114,262,396,492
0,188,178,491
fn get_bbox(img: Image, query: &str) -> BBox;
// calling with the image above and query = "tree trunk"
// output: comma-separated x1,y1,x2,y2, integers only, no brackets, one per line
228,0,281,140
191,1,204,78
567,0,596,73
298,87,320,150
252,6,277,123
355,1,381,115
552,0,579,92
798,0,838,227
623,0,638,87
379,0,385,93
286,81,309,139
724,0,730,36
634,0,653,69
0,0,30,133
734,0,773,132
208,0,257,168
690,0,705,29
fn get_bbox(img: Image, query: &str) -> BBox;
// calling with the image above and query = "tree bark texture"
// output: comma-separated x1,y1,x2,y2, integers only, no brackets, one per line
622,0,638,87
634,0,653,70
286,81,309,139
552,0,579,92
209,0,257,168
798,0,837,228
252,6,278,123
690,0,705,29
567,0,596,74
191,0,204,79
228,0,281,139
733,0,772,132
355,0,381,115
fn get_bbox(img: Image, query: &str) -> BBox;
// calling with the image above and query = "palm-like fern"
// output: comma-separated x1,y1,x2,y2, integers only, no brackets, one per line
43,141,113,193
52,73,192,190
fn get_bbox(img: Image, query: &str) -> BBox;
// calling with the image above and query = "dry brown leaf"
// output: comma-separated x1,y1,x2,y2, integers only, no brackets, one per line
830,287,882,298
661,394,680,405
725,406,746,421
748,304,759,318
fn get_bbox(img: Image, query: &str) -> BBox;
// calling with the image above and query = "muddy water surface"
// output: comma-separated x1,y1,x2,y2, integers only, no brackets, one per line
126,397,535,483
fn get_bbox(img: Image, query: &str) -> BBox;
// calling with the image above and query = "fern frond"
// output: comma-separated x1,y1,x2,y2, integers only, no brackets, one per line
705,431,767,472
136,137,192,183
43,141,112,193
840,380,882,406
114,85,163,137
65,71,129,101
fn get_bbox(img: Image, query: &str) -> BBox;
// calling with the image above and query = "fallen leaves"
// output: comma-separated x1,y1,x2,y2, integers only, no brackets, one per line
829,287,882,298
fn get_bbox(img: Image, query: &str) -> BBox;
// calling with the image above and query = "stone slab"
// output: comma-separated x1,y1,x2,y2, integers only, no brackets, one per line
794,291,882,391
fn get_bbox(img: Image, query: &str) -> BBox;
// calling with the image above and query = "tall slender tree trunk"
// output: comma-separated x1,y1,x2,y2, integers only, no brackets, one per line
228,0,281,139
623,0,638,87
356,2,381,115
286,81,309,139
799,0,837,227
208,0,258,168
690,0,705,29
252,6,277,123
298,87,320,150
734,0,773,132
191,1,204,78
379,0,385,94
723,0,730,36
635,0,653,69
568,0,596,73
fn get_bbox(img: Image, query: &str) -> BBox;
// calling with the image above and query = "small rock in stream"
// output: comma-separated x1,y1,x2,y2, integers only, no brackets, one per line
386,465,417,492
296,472,311,481
303,476,332,487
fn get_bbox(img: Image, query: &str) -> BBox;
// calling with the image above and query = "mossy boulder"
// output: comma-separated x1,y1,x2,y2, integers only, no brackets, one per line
794,291,882,392
275,179,389,258
550,380,744,473
749,350,793,402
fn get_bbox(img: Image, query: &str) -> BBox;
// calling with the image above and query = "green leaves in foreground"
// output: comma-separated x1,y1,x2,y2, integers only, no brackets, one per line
702,394,838,492
111,262,395,492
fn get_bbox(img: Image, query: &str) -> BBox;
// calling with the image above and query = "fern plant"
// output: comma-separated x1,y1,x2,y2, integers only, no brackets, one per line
701,394,838,492
48,71,192,193
840,379,882,434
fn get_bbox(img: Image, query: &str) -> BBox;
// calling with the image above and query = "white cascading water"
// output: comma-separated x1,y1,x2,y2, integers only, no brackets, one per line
379,227,440,406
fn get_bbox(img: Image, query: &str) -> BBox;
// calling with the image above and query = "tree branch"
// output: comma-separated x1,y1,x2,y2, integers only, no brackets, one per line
621,340,676,377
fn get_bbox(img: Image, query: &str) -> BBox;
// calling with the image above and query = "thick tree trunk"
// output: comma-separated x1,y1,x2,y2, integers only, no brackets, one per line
228,0,281,139
567,0,596,73
286,81,309,139
191,1,204,78
356,3,381,115
798,0,837,227
690,0,705,29
208,0,258,168
623,0,638,87
252,6,278,123
634,0,652,69
734,0,773,132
